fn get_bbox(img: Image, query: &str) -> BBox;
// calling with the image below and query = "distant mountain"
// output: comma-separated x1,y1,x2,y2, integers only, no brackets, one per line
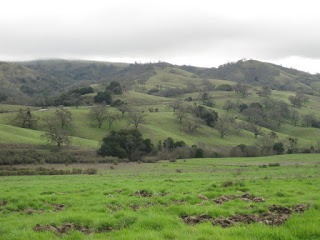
180,60,320,93
0,59,319,105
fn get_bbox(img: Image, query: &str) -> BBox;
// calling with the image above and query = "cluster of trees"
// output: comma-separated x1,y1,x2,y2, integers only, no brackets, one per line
229,133,316,157
97,128,319,162
70,87,94,95
171,102,218,133
98,130,206,162
223,99,292,130
89,105,118,128
44,81,124,107
47,87,94,107
88,103,149,130
14,108,39,129
288,92,309,108
94,81,123,104
98,129,154,161
12,107,74,148
0,93,8,102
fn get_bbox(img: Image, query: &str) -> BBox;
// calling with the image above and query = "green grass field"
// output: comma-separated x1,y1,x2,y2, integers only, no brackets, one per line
1,86,320,150
0,123,99,148
1,154,320,239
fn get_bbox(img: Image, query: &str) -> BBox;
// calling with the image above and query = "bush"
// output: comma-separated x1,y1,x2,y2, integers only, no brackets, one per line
273,142,284,155
268,163,280,167
194,148,204,158
94,92,112,104
83,168,98,175
0,149,120,165
216,84,233,91
147,88,160,95
202,100,215,107
0,166,97,176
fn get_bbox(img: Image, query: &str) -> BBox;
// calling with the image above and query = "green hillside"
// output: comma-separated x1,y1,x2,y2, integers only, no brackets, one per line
0,59,320,155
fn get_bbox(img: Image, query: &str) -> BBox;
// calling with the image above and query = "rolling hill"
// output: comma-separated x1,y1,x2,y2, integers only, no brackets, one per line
0,59,320,154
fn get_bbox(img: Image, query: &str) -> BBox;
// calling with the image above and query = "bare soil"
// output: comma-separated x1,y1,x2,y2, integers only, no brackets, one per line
33,223,90,235
213,193,265,205
181,204,308,228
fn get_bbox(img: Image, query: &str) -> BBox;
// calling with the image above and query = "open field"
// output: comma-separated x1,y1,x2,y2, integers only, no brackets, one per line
0,123,99,148
1,154,320,239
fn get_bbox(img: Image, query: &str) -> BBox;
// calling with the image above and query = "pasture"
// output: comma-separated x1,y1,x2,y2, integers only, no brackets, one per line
1,154,320,239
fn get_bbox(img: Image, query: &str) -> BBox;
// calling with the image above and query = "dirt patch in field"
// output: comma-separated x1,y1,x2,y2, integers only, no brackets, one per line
129,201,169,211
213,193,265,205
48,203,65,211
129,204,141,211
33,223,90,235
199,195,208,200
131,190,153,197
130,190,169,197
106,205,123,212
269,203,308,214
24,209,44,215
171,199,187,204
292,203,308,213
0,200,8,206
213,212,290,227
181,203,308,228
181,214,212,225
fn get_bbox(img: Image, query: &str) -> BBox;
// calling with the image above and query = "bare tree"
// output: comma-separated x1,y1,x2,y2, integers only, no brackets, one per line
42,117,70,148
290,110,300,126
13,108,38,129
257,86,272,98
255,135,275,155
201,79,215,91
215,115,235,138
174,106,188,124
184,116,204,133
223,100,237,112
234,83,250,98
129,111,148,128
302,113,316,127
289,92,309,108
117,102,130,118
55,107,73,129
246,123,263,138
106,112,119,129
167,101,181,112
288,137,298,152
88,104,108,128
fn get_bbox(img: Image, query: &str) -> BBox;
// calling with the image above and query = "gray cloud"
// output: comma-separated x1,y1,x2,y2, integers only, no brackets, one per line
1,0,320,72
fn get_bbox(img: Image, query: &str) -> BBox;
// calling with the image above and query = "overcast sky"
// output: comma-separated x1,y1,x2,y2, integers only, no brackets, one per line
1,0,320,73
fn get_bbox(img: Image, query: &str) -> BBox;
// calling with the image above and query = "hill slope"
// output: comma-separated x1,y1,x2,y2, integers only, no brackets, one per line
1,59,320,105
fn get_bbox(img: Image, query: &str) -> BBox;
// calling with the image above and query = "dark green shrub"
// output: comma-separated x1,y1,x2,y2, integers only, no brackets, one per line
194,148,204,158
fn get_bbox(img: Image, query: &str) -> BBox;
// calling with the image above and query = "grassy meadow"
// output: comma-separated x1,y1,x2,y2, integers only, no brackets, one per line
1,154,320,239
